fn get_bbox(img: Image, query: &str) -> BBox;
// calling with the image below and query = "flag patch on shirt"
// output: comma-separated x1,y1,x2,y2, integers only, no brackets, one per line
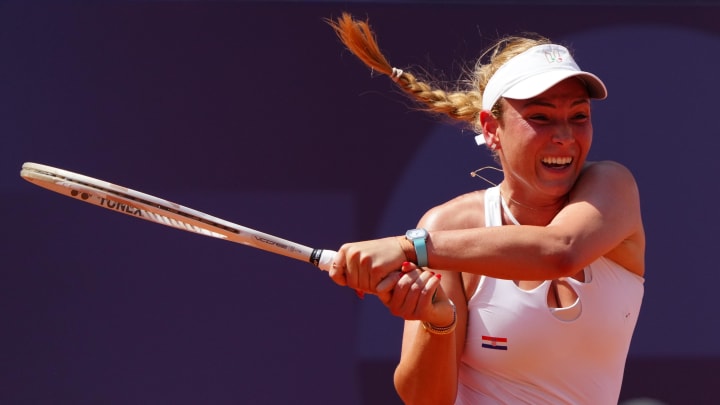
481,335,508,350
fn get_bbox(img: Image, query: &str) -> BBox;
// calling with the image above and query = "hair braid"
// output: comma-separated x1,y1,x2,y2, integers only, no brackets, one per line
327,13,482,128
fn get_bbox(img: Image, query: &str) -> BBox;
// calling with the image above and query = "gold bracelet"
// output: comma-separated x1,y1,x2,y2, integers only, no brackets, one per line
421,300,456,335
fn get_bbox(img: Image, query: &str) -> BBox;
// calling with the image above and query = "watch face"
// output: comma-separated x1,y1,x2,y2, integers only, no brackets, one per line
406,229,427,239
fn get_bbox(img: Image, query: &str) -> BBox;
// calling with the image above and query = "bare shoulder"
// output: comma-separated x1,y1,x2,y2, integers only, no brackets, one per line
572,160,641,205
580,160,638,187
419,190,487,231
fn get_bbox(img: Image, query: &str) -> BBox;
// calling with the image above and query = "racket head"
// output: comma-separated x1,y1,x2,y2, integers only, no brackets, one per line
20,162,234,238
20,162,333,267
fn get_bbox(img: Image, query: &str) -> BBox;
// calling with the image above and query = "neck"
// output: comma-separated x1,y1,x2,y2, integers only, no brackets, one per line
498,184,568,225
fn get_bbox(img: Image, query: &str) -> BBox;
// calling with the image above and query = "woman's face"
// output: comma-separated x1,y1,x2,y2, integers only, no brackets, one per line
495,77,593,202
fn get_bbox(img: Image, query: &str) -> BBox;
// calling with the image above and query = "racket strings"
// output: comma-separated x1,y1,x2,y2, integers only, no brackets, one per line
39,168,242,235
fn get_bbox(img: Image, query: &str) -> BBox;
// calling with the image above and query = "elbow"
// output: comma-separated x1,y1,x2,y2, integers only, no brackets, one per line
545,235,585,278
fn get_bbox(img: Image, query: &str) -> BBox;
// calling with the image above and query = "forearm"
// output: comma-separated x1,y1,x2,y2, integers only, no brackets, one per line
426,226,586,281
394,322,458,405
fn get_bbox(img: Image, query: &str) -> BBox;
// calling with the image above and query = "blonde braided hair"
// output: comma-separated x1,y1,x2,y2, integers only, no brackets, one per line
327,13,551,135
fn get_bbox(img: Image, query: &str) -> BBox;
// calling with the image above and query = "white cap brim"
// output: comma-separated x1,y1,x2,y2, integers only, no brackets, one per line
502,69,606,101
476,44,607,146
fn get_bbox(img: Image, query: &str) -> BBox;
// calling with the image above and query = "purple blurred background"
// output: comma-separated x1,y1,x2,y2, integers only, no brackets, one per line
2,1,719,403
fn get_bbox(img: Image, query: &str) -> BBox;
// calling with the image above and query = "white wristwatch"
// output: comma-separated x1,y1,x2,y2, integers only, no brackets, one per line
405,228,429,267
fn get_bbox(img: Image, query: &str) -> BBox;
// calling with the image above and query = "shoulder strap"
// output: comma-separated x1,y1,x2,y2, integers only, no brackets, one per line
484,186,503,227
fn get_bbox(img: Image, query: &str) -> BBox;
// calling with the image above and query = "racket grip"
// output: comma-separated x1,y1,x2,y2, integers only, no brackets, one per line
312,249,337,272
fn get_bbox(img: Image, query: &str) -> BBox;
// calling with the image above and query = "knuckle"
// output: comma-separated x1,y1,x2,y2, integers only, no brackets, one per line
396,275,413,290
409,282,423,294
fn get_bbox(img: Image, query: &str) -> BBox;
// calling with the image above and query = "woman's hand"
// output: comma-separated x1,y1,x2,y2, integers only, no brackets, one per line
378,262,455,327
328,236,407,293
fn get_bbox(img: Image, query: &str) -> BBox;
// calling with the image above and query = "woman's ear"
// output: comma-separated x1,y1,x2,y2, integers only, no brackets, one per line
479,110,500,150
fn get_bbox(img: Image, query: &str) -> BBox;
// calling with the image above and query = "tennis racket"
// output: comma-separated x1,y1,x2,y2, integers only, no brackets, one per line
19,162,337,271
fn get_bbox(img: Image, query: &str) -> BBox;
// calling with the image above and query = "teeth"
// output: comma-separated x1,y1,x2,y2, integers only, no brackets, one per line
542,157,572,165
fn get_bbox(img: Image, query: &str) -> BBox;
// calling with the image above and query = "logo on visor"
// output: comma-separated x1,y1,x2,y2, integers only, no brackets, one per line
544,48,564,63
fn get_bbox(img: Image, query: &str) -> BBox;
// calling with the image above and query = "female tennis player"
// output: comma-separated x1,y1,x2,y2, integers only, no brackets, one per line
327,14,645,404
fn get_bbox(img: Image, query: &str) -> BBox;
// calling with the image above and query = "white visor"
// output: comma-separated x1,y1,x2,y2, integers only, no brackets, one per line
477,44,607,145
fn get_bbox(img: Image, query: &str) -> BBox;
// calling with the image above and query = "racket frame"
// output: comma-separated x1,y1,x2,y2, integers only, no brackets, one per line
20,162,335,271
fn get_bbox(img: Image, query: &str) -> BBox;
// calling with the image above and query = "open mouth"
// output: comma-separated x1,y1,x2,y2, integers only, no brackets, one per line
541,156,573,169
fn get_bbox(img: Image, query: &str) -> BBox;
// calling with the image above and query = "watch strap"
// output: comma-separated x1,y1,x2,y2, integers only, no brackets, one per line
412,236,428,268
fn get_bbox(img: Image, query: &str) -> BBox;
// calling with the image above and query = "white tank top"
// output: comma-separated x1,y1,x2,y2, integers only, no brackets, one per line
455,186,645,404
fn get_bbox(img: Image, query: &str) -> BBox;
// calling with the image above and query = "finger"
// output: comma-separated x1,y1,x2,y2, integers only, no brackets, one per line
418,273,454,327
401,271,437,316
377,271,402,294
327,247,350,287
401,261,418,273
376,261,414,293
328,261,347,287
418,272,443,310
344,245,368,291
362,256,373,293
349,262,360,290
386,270,422,314
391,270,437,318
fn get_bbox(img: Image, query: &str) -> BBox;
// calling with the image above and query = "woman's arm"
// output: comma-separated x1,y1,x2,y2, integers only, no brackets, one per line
426,161,644,279
329,160,644,290
388,200,479,405
392,268,467,405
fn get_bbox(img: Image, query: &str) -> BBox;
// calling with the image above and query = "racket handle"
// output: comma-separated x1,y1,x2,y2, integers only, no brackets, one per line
311,249,337,272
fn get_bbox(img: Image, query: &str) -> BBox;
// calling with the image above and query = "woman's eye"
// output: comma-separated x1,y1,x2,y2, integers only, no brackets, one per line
573,113,589,120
